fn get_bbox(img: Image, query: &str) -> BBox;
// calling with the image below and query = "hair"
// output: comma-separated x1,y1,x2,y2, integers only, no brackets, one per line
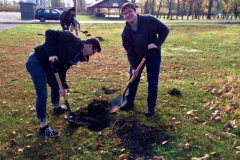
69,7,76,12
85,38,101,53
120,2,136,14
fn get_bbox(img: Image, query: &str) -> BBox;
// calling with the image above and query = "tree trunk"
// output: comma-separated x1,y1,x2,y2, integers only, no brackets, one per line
207,0,213,19
167,0,172,19
176,0,180,20
188,0,194,17
156,0,163,18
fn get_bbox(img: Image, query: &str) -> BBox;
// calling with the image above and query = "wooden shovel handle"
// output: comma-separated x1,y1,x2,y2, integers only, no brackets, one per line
129,57,146,83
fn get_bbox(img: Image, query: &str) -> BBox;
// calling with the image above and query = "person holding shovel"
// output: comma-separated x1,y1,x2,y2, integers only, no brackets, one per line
26,29,101,137
70,17,81,37
120,2,169,117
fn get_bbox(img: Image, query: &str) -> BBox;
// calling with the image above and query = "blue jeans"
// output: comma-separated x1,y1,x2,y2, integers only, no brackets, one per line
26,52,60,122
126,52,161,111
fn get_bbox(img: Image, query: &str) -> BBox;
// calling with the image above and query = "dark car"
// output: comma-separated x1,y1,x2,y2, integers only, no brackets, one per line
35,8,62,22
95,13,105,17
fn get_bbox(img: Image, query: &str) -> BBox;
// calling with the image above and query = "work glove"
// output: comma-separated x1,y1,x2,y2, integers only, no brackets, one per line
59,89,67,97
49,56,58,63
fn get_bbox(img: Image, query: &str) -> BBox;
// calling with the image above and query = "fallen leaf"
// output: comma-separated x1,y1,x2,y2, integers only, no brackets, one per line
235,146,240,151
210,152,220,156
187,110,198,116
26,134,33,138
232,140,237,148
205,134,215,141
17,147,24,154
154,155,169,160
118,153,129,160
162,141,168,145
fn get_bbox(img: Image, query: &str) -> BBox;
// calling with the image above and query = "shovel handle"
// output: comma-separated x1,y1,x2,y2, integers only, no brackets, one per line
54,72,72,114
121,57,147,97
50,62,72,115
129,57,147,83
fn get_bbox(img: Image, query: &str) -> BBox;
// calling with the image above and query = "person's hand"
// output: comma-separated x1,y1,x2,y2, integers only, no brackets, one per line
49,56,58,63
147,43,157,50
59,89,67,97
132,69,138,77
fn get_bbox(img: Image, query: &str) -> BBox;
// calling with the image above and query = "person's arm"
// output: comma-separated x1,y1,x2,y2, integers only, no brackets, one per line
150,16,169,48
58,69,69,89
77,22,80,30
60,11,67,26
71,15,75,28
122,31,138,69
44,29,76,57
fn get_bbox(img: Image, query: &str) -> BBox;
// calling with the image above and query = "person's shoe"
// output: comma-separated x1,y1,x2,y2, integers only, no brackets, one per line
39,125,59,137
120,101,134,111
144,109,155,117
53,106,68,113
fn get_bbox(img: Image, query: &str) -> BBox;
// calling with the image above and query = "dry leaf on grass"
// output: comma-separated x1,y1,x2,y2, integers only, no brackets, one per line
178,143,191,149
118,153,129,160
232,140,237,148
205,134,215,141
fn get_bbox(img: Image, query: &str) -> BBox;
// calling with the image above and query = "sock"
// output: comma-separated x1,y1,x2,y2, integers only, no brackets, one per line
40,125,48,131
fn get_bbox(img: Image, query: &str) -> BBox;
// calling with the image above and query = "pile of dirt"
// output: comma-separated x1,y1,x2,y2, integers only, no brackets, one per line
115,119,168,159
101,87,118,94
70,99,169,159
70,99,114,131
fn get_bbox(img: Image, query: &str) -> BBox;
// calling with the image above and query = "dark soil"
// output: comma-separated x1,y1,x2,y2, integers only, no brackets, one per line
70,99,114,131
101,87,118,94
70,99,169,159
168,88,181,96
115,119,168,159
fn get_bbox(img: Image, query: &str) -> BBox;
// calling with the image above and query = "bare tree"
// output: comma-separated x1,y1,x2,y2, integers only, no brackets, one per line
144,0,149,14
176,0,180,19
156,0,163,18
167,0,173,19
187,0,194,19
207,0,214,19
181,0,189,19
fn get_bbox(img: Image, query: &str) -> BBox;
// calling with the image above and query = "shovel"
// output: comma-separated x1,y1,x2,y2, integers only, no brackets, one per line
110,55,148,113
50,63,74,123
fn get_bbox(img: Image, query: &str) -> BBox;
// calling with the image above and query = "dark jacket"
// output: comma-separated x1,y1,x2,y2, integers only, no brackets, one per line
34,29,88,88
121,14,169,69
60,10,75,27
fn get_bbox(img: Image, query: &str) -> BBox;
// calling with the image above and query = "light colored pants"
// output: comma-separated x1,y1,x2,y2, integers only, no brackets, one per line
70,24,79,37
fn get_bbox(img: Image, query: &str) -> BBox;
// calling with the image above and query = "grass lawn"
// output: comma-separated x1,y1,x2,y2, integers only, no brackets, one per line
0,23,240,159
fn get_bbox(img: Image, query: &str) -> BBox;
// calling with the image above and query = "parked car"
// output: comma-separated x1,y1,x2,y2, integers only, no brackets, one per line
35,8,62,22
95,13,105,17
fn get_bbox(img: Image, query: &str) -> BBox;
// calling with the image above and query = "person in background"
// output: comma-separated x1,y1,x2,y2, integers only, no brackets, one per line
60,7,76,30
120,2,169,117
26,29,101,137
70,17,81,37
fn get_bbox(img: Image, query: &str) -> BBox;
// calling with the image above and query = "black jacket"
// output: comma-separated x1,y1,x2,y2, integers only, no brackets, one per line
121,14,169,69
60,10,75,27
34,30,88,88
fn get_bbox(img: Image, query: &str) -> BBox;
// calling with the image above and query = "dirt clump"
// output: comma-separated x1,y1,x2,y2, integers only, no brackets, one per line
70,99,169,159
101,87,118,94
70,99,114,131
115,119,169,159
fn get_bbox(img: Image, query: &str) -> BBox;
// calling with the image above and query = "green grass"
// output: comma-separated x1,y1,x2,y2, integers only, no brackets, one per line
0,23,240,159
76,15,124,21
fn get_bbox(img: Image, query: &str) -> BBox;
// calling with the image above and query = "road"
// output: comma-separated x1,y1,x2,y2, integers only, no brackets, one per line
0,12,240,32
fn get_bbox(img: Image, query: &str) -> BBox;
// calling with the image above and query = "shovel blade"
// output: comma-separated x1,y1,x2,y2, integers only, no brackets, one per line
110,95,127,113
